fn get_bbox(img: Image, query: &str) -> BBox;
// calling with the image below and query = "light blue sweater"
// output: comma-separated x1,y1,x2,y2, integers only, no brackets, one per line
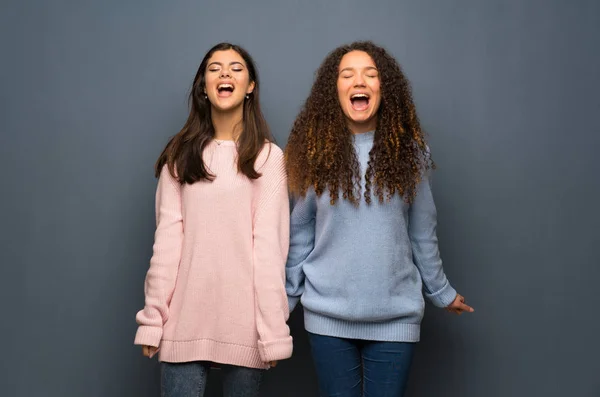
285,131,457,342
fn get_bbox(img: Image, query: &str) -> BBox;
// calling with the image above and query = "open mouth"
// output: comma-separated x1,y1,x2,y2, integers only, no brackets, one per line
217,83,235,97
350,93,370,111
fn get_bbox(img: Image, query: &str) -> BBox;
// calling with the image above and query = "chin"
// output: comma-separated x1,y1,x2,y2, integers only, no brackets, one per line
213,101,243,112
350,115,371,123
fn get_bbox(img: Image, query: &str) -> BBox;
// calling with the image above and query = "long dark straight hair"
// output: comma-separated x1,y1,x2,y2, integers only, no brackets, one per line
155,42,272,182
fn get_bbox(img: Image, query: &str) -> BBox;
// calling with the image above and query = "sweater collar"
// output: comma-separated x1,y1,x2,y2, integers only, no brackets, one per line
352,130,375,144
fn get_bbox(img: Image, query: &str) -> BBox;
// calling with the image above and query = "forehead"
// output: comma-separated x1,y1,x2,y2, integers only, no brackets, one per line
339,50,376,70
207,49,246,66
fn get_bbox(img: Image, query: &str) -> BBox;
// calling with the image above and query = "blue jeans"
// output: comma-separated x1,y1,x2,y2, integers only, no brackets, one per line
308,332,415,397
161,361,263,397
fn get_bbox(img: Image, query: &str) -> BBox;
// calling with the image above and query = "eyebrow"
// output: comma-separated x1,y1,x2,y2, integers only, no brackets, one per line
207,61,244,67
339,66,378,74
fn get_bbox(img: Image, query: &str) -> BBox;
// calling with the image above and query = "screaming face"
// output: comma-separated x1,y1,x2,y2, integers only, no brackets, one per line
337,50,381,134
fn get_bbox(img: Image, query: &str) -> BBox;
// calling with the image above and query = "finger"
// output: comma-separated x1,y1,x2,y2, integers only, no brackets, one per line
142,346,149,357
446,305,461,313
459,302,474,312
270,361,278,367
452,305,472,314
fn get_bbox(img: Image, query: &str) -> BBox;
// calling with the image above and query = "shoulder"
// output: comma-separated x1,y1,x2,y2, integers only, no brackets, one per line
158,164,180,185
255,141,285,172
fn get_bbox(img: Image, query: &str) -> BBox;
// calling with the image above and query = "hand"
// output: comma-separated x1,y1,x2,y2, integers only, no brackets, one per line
268,361,278,368
445,293,474,315
142,345,159,358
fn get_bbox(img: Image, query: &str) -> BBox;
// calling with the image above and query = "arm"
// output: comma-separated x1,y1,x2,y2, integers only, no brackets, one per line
134,166,184,347
408,170,457,308
253,170,293,363
285,190,316,313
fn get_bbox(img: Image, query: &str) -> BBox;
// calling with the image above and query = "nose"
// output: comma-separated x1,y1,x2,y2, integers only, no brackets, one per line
353,74,366,87
220,69,231,78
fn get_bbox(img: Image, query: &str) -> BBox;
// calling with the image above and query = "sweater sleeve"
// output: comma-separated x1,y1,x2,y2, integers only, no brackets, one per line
134,166,184,347
408,170,457,308
285,190,316,313
253,156,293,363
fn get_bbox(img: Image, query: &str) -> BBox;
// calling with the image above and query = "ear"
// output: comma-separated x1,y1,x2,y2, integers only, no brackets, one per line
246,81,256,95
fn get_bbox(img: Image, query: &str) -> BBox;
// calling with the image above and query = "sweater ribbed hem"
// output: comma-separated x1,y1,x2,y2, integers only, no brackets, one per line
304,310,421,342
158,339,269,369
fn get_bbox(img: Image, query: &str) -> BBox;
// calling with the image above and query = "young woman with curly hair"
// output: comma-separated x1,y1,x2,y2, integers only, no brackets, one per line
134,43,292,397
285,41,473,397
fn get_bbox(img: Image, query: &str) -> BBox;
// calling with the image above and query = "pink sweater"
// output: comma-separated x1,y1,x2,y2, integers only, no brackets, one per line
134,140,292,369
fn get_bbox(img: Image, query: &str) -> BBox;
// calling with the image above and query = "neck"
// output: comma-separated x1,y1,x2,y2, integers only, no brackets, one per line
348,119,377,135
211,105,244,141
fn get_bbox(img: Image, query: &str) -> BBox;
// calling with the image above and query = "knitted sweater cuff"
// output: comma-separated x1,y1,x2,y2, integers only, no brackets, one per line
258,336,293,363
134,325,163,347
426,281,457,308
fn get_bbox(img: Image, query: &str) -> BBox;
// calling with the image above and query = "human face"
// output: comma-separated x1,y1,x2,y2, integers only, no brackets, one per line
337,50,381,134
204,49,255,113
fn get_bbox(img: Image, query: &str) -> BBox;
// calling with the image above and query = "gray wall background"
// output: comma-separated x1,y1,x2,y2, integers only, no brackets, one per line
1,0,599,396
